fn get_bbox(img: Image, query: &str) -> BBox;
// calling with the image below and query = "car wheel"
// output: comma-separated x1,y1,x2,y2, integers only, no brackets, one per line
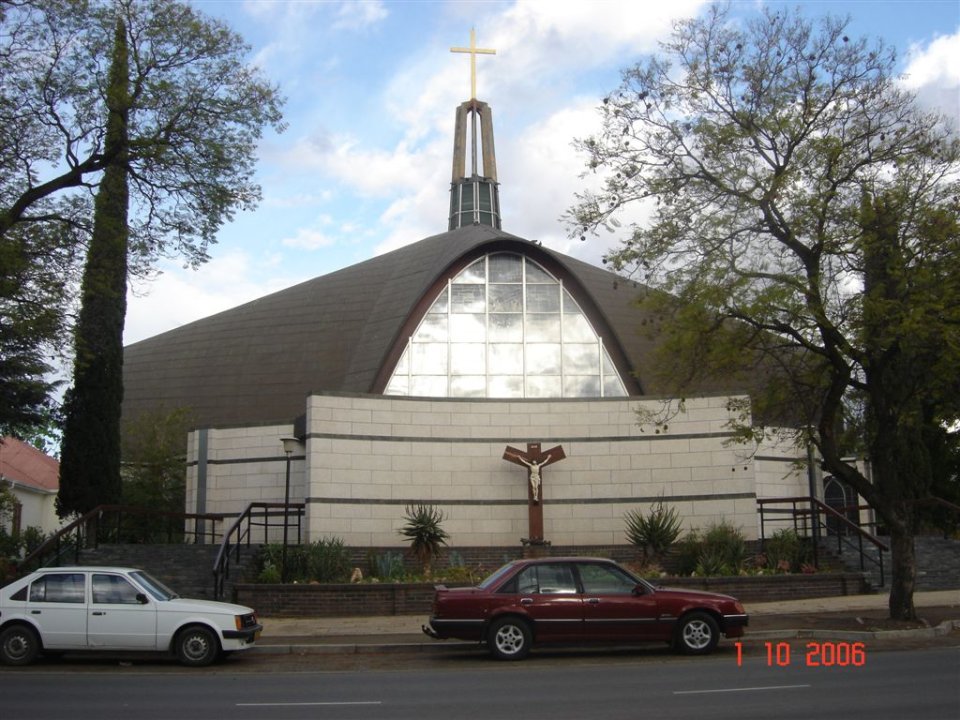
0,624,41,666
487,616,532,661
175,625,220,667
675,611,719,655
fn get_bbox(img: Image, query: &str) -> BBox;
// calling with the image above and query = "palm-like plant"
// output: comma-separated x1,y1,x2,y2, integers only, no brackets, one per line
624,498,682,565
400,504,450,577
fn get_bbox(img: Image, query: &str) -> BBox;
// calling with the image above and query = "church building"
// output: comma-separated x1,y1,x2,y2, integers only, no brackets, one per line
121,32,813,550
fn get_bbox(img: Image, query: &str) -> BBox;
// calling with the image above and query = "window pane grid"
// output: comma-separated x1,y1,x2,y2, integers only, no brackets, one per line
385,253,628,398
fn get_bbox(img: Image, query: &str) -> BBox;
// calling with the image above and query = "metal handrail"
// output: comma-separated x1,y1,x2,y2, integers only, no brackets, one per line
757,496,890,586
16,504,227,576
920,495,960,515
212,501,305,600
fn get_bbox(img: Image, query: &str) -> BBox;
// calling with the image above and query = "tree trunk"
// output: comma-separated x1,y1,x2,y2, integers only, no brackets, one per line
887,524,918,620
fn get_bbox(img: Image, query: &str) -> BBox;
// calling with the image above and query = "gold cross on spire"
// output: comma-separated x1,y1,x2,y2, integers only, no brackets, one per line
450,28,496,100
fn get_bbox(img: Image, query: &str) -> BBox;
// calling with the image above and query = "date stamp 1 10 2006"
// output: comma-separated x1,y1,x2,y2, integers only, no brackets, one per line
735,641,867,668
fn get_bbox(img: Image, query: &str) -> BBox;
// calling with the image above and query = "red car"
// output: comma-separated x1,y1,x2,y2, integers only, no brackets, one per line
423,557,748,660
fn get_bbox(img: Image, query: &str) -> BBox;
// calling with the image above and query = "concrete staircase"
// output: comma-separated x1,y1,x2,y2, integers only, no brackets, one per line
824,535,960,591
77,543,260,600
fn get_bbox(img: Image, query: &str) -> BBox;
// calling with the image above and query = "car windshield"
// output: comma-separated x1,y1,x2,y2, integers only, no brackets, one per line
130,570,179,601
477,562,520,590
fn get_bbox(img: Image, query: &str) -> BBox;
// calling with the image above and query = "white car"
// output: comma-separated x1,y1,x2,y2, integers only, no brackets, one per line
0,566,261,667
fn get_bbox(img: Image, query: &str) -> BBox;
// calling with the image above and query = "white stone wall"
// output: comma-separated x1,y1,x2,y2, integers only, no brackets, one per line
186,424,306,542
303,393,760,547
3,483,61,535
755,432,812,497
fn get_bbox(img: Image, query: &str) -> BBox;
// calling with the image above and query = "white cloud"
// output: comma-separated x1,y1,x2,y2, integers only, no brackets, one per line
901,29,960,124
277,0,709,253
264,191,333,209
124,253,307,344
280,227,336,250
333,0,388,31
498,98,654,267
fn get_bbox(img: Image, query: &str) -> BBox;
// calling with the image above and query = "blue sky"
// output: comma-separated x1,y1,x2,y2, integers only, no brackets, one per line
124,0,960,345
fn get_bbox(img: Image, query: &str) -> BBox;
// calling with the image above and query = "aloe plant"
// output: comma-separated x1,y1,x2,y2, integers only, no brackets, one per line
400,504,450,576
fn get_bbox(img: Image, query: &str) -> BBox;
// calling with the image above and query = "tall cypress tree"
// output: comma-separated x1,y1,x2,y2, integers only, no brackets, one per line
57,17,130,518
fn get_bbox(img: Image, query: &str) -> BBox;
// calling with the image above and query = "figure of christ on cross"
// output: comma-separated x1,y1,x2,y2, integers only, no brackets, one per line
503,442,566,544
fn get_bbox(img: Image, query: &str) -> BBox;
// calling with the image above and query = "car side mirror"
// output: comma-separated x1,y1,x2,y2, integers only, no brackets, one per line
633,584,649,596
136,593,149,604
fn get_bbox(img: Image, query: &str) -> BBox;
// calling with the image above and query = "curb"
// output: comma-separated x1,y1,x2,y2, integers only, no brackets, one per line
252,620,960,655
746,619,960,642
254,641,477,655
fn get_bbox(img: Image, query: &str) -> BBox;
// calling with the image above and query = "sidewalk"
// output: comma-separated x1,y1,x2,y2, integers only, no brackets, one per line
253,589,960,654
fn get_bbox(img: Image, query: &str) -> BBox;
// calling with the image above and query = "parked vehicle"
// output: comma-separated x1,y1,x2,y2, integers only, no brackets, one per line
423,557,748,660
0,567,261,666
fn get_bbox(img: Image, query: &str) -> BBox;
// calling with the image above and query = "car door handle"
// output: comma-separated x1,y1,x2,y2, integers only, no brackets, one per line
586,598,600,604
31,610,41,615
92,611,105,616
520,598,534,606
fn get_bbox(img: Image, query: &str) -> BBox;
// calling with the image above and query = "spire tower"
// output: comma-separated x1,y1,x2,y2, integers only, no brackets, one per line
449,29,501,230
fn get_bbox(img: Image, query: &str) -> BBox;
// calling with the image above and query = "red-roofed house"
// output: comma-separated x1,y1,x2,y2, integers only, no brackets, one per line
0,437,62,536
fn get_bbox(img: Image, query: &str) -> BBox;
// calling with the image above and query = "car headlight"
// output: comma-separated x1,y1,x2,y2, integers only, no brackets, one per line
235,613,258,630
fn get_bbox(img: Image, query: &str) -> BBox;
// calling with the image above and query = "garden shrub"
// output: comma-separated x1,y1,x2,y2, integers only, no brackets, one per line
306,537,351,583
624,498,682,564
399,504,450,576
673,522,748,576
674,530,703,576
255,536,351,583
701,520,747,574
368,550,406,581
763,528,813,573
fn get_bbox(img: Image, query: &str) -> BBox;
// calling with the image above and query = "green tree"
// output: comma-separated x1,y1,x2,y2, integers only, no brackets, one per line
121,406,191,517
0,483,17,528
0,222,75,440
57,16,131,517
0,0,284,439
569,6,960,619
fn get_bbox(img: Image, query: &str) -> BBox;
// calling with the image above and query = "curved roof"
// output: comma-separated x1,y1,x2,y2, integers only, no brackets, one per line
122,225,736,429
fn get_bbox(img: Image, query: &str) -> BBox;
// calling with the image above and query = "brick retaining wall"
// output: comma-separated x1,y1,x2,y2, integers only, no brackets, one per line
235,572,869,617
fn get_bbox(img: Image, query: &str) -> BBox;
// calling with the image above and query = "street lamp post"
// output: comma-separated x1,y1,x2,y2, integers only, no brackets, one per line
280,437,300,584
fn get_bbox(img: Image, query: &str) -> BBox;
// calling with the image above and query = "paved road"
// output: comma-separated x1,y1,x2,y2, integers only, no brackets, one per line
1,645,957,720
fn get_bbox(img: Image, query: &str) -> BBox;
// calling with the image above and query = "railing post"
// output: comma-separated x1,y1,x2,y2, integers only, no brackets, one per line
810,499,819,569
234,519,242,563
758,502,766,549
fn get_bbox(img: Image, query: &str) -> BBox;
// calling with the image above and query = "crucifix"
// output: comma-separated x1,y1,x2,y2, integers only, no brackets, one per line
450,27,496,101
503,442,566,544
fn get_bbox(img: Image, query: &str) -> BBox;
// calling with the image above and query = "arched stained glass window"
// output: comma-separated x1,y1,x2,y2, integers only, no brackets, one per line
384,253,628,398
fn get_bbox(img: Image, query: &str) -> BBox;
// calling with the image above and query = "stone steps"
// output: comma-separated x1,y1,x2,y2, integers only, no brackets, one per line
822,535,960,591
77,543,259,600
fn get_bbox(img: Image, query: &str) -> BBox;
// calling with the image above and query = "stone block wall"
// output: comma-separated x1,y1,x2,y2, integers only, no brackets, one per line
305,393,761,547
186,392,814,549
186,423,306,542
